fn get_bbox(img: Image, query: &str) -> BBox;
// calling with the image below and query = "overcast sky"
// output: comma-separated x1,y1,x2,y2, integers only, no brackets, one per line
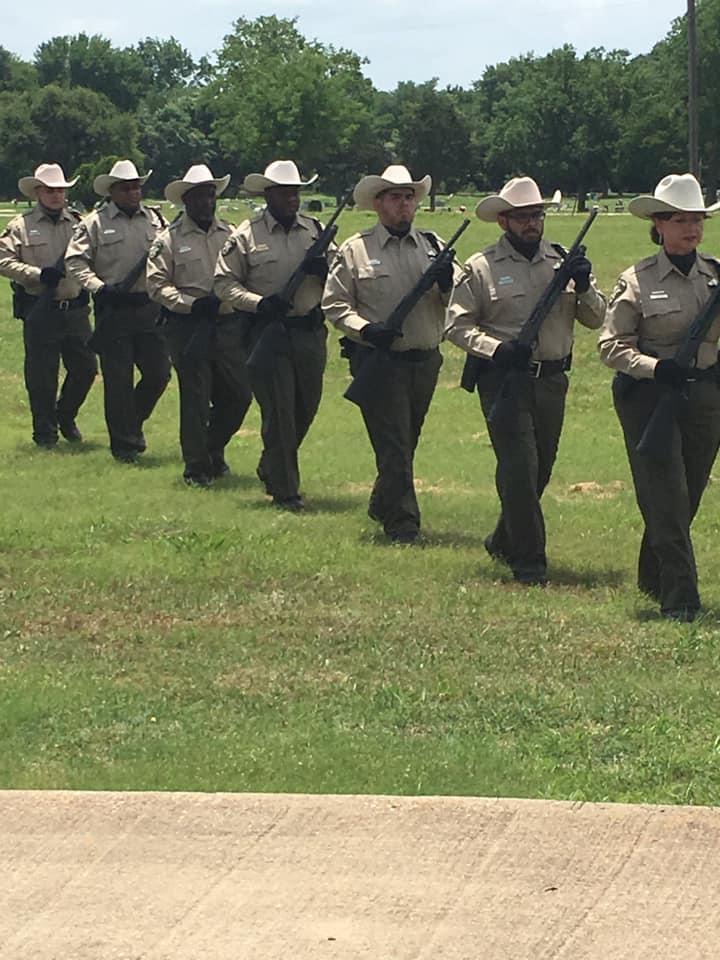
2,0,685,90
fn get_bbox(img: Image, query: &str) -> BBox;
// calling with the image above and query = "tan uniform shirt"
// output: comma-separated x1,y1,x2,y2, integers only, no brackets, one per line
146,213,234,315
214,210,326,316
445,234,606,360
599,249,720,378
65,201,165,294
321,222,450,351
0,205,83,300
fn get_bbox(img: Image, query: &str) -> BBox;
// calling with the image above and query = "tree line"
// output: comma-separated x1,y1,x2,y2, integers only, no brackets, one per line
1,4,719,208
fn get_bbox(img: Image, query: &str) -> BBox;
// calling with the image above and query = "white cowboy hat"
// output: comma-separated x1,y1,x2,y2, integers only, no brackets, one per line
18,163,78,199
165,164,231,205
353,164,432,211
628,173,720,219
475,176,549,221
243,160,318,195
94,159,152,197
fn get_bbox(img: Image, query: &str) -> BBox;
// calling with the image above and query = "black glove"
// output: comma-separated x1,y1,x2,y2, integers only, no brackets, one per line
361,323,402,349
95,283,124,305
561,253,592,294
431,259,454,293
191,294,220,317
40,265,64,287
257,294,291,320
303,256,329,281
493,339,532,371
654,358,690,389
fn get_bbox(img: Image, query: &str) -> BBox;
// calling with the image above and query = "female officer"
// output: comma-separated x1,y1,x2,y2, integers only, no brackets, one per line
599,174,720,622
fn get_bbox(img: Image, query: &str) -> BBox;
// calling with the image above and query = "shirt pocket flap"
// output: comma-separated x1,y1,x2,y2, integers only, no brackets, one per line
99,229,124,246
643,296,682,317
248,248,278,267
357,264,391,280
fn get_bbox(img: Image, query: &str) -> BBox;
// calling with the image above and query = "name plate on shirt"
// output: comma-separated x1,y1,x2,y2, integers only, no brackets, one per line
254,243,269,252
497,276,514,286
368,258,382,266
103,228,117,235
649,290,668,300
178,246,193,254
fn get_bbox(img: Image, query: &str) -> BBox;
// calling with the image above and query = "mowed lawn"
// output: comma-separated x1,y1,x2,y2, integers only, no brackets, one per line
2,208,720,804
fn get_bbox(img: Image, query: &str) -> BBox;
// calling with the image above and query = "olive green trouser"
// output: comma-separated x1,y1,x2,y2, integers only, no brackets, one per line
478,367,568,580
350,347,442,536
166,315,252,477
248,323,327,501
612,374,720,614
22,306,97,445
94,300,171,456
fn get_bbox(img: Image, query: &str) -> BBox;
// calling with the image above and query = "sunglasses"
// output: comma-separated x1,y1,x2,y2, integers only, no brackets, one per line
507,210,546,224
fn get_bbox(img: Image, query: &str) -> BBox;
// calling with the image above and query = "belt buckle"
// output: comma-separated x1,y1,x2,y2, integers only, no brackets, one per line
57,299,71,311
528,359,542,378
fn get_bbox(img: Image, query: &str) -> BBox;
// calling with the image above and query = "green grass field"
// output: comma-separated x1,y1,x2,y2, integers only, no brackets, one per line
2,209,720,804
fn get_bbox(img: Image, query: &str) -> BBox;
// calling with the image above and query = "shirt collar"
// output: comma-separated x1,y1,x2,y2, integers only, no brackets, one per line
375,221,419,248
107,200,149,220
180,213,228,235
263,209,308,233
33,205,73,224
492,233,558,264
655,247,713,281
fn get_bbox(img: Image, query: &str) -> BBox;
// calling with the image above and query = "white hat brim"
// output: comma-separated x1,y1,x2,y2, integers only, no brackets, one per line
18,175,78,199
475,195,551,222
243,172,318,195
353,174,431,211
94,170,152,197
165,174,230,206
628,195,720,220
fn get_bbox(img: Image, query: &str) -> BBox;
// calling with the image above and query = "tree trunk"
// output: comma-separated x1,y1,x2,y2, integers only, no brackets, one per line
576,187,587,213
429,185,436,212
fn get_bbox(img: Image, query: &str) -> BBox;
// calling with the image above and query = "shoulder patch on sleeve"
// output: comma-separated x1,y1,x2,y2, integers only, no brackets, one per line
608,277,627,307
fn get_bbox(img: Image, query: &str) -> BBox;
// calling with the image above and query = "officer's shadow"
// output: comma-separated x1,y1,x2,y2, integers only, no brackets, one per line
545,563,625,589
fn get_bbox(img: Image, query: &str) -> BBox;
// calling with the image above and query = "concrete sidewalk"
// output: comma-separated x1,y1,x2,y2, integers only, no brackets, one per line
2,791,719,958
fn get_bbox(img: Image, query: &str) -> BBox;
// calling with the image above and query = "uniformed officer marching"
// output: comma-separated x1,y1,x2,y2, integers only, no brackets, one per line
445,177,606,583
146,164,253,486
322,165,454,543
0,163,97,447
214,160,330,510
65,159,171,463
599,174,720,622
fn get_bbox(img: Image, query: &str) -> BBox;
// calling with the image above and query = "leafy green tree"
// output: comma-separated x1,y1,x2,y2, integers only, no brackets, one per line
0,84,138,198
0,46,37,92
381,80,472,210
34,34,146,112
204,16,378,198
136,90,217,191
475,46,630,209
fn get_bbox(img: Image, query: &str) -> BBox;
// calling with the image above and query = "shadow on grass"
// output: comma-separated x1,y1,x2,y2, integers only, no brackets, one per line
635,605,720,624
546,563,626,589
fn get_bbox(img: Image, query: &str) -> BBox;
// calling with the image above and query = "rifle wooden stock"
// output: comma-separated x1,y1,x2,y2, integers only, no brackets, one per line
343,219,470,407
487,207,599,427
636,278,720,461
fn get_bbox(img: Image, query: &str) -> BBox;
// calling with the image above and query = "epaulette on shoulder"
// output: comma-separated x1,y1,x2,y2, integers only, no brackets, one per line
699,251,720,272
635,254,659,273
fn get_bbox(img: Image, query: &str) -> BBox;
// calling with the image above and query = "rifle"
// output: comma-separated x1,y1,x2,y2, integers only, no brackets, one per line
485,206,599,427
343,218,471,407
89,252,151,353
246,191,352,372
636,276,720,461
24,251,67,335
